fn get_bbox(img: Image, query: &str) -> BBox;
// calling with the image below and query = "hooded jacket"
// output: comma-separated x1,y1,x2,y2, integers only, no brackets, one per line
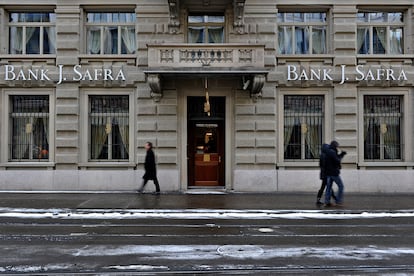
325,144,346,177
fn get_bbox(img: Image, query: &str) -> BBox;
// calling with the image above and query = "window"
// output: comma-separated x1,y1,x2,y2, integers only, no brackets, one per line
277,12,327,54
9,96,50,161
357,12,404,54
89,95,129,161
284,95,324,160
9,13,56,54
86,12,136,55
188,14,225,43
363,95,402,160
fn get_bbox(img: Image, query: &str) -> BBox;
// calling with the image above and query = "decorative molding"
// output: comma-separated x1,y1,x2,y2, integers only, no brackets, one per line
168,0,180,33
250,74,265,102
233,0,246,34
147,74,163,102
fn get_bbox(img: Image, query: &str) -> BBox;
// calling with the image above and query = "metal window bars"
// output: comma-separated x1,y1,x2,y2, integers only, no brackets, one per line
9,95,49,161
89,95,129,161
364,95,402,161
284,95,324,160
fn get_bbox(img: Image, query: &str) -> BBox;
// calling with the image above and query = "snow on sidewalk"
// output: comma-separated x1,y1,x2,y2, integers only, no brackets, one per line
0,207,414,220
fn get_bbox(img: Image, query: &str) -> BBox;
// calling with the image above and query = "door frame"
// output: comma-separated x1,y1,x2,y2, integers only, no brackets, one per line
178,80,234,191
187,98,226,187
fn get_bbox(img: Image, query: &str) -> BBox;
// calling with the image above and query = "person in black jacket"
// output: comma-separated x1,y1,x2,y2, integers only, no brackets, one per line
324,140,346,207
138,142,160,195
316,143,336,205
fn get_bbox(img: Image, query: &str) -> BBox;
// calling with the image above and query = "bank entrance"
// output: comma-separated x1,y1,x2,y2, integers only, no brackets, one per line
187,96,225,187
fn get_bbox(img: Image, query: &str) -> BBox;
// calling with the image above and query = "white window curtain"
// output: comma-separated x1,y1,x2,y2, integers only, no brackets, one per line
357,27,369,54
284,117,295,152
10,27,23,54
114,117,129,159
208,27,224,43
45,26,56,54
278,27,292,54
103,27,116,54
90,116,108,159
389,27,403,54
188,27,204,43
383,116,401,160
121,27,136,54
87,27,101,54
304,116,322,158
312,26,326,54
11,117,30,159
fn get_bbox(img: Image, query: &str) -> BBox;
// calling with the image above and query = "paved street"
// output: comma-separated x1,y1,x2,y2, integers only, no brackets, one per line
0,193,413,275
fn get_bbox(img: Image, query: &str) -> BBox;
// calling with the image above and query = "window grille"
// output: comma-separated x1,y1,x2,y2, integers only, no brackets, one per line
85,12,136,55
188,15,225,43
277,12,327,54
364,95,402,160
284,95,324,160
9,96,49,161
89,95,129,161
357,12,404,54
9,12,56,54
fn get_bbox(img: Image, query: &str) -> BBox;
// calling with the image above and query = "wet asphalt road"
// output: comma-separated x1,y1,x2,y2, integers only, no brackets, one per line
0,193,414,275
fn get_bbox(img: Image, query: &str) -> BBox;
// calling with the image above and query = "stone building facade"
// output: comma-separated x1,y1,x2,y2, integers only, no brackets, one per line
0,0,413,193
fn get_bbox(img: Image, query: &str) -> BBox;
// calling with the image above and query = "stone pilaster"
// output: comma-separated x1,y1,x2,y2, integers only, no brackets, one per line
54,5,81,169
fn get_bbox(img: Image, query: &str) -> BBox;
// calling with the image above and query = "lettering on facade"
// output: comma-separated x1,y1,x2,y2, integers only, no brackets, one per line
3,65,126,84
287,65,408,84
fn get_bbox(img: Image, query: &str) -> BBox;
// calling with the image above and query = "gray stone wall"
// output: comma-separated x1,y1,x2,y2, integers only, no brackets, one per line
0,0,413,192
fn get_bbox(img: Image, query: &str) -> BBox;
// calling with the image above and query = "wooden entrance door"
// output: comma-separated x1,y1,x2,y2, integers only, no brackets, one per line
188,97,225,187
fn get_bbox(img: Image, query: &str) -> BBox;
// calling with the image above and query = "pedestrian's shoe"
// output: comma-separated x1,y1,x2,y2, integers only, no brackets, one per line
316,201,323,206
152,191,160,195
324,203,336,207
336,202,344,207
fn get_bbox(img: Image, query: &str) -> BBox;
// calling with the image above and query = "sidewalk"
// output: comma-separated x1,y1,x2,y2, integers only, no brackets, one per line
0,192,412,211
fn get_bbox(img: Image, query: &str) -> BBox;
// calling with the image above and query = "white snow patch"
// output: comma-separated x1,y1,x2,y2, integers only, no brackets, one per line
258,228,275,233
0,264,72,273
105,264,168,271
71,245,220,260
1,208,414,220
68,245,414,261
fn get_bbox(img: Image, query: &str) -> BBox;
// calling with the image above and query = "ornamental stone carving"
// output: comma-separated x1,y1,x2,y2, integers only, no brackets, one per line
168,0,180,33
147,74,162,102
233,0,246,34
250,74,265,102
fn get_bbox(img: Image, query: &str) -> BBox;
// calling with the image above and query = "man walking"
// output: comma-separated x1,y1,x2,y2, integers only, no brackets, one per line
138,142,161,195
316,143,336,205
325,140,346,207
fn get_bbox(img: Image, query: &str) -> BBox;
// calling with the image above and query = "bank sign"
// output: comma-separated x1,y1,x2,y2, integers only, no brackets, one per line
287,65,408,84
1,64,410,85
3,65,126,84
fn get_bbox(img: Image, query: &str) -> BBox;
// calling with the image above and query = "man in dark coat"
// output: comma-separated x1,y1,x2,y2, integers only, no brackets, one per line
325,140,346,207
138,142,160,194
316,143,336,205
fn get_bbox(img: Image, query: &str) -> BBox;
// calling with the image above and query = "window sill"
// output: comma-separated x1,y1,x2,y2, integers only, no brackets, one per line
79,55,137,65
357,55,414,63
78,162,136,169
276,54,334,65
358,161,414,168
0,55,56,64
277,161,319,168
1,162,55,169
